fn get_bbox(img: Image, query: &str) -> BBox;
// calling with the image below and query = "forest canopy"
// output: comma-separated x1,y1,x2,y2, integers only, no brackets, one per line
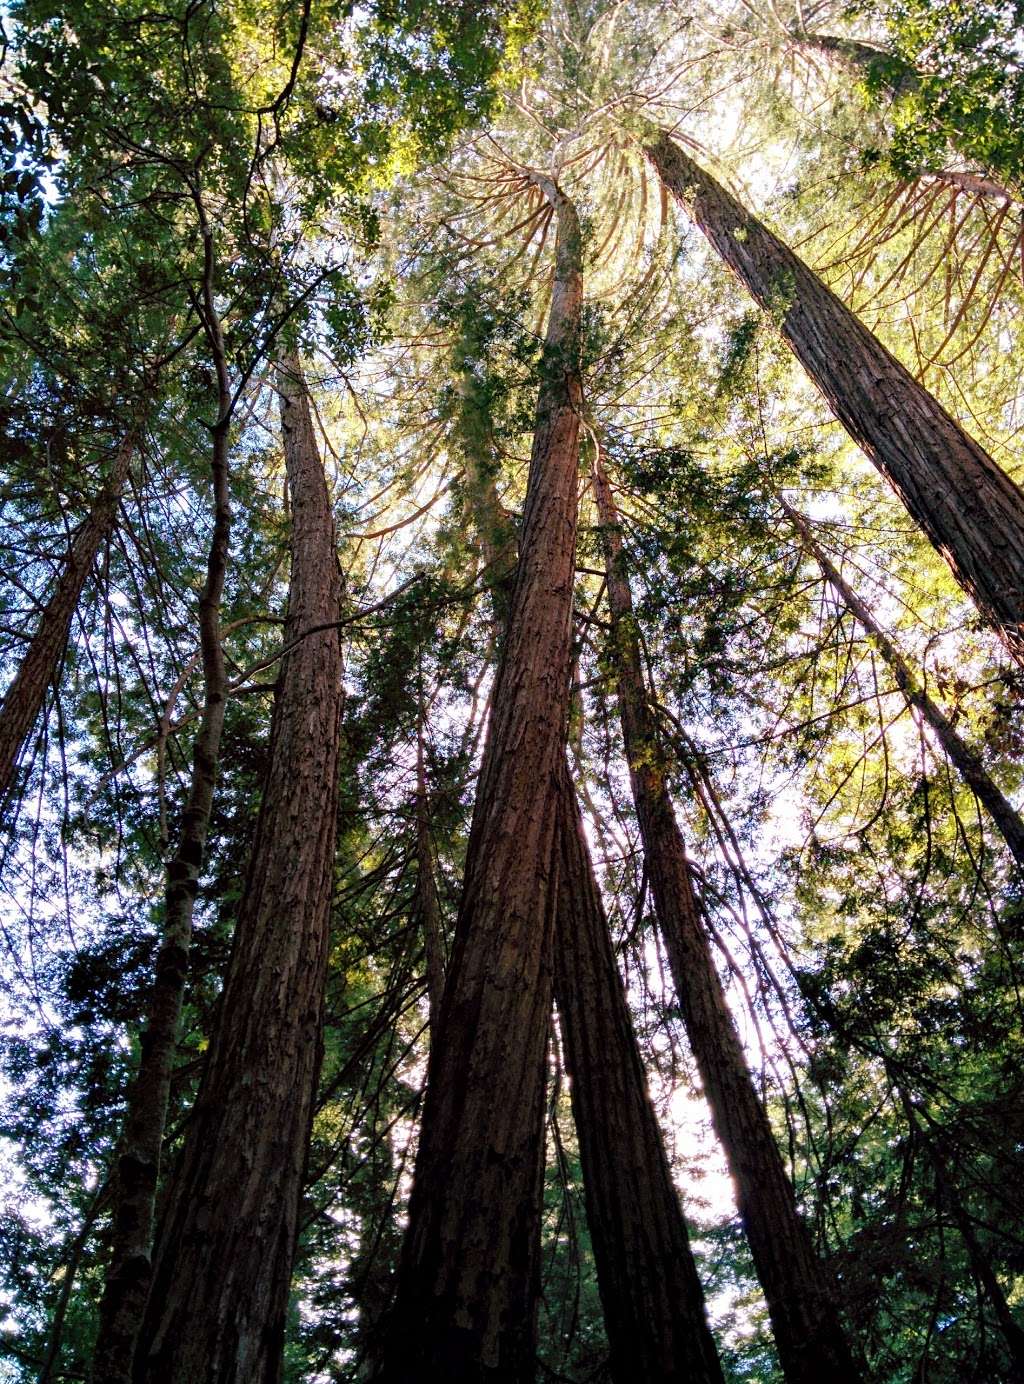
1,0,1023,1380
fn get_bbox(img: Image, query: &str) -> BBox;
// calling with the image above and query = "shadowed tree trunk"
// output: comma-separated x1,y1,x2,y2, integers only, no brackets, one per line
590,445,861,1384
414,705,446,1034
0,436,133,816
93,411,231,1384
94,237,234,1384
457,393,724,1380
376,174,583,1382
897,1088,1024,1381
645,130,1024,667
552,757,725,1384
780,495,1024,869
134,354,345,1384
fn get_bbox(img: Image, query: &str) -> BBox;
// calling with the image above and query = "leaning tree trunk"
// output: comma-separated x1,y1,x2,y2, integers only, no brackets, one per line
93,404,231,1384
377,176,583,1382
134,355,345,1384
644,131,1024,667
0,436,133,815
591,448,861,1384
780,496,1024,869
552,757,725,1384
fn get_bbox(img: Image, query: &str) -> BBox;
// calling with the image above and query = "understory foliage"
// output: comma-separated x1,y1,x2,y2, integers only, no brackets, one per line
1,0,1023,1380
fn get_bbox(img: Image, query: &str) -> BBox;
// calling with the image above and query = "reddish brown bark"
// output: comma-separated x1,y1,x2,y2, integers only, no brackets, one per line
455,344,722,1380
591,449,860,1383
0,437,133,816
552,758,724,1384
134,355,344,1384
94,223,234,1384
377,179,583,1382
781,496,1024,869
645,131,1024,667
93,417,230,1384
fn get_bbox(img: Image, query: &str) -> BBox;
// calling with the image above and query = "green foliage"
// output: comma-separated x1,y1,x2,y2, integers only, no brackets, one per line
3,1,1024,1380
858,0,1024,188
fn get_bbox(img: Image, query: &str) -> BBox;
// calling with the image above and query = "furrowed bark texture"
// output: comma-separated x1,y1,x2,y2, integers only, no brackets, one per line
135,356,344,1384
461,379,723,1380
93,414,231,1384
592,453,860,1384
552,758,725,1384
646,132,1024,666
377,182,583,1383
0,437,133,815
781,497,1024,869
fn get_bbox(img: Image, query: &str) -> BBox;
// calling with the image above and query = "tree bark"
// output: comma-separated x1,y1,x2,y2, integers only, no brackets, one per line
94,225,234,1383
93,411,231,1383
376,177,583,1382
414,708,446,1035
0,436,133,816
455,322,722,1380
780,496,1024,869
134,354,345,1384
591,448,861,1384
645,131,1024,667
552,757,725,1384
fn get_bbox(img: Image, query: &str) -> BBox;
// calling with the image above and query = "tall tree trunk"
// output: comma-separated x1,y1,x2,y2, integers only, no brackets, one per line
94,234,234,1383
92,410,231,1383
780,496,1024,868
0,437,133,816
552,757,725,1384
377,177,583,1382
591,448,860,1383
134,355,345,1384
414,706,446,1035
645,131,1024,667
458,392,724,1380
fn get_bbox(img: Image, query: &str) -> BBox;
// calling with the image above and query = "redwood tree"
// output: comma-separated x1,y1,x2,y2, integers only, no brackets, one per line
0,436,133,815
450,321,725,1380
92,247,234,1384
134,355,345,1384
590,443,861,1384
377,174,583,1381
644,130,1024,667
552,757,725,1384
